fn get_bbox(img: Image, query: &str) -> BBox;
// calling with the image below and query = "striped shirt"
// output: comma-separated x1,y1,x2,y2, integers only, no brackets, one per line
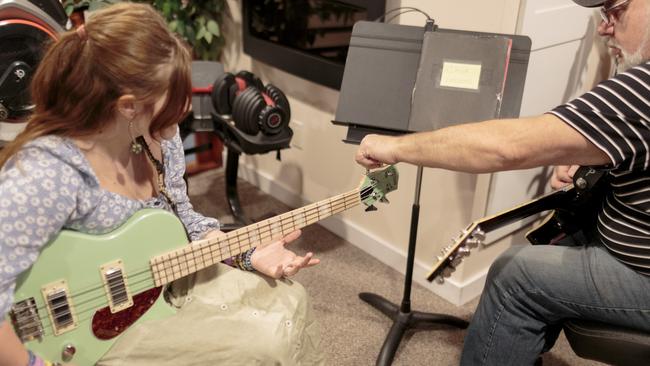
550,61,650,275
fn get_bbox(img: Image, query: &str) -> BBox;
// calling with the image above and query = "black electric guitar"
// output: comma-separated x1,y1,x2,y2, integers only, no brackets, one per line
426,167,608,283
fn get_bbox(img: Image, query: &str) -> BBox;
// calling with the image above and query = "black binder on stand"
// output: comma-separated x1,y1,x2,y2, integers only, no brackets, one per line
332,20,531,365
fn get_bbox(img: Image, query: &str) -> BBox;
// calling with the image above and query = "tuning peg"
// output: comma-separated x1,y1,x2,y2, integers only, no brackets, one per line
365,205,377,212
472,229,486,242
465,238,480,248
465,230,486,248
442,267,454,277
436,276,445,284
450,257,463,268
380,197,390,204
457,246,471,257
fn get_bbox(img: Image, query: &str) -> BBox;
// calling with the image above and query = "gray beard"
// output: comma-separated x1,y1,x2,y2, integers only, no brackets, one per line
616,19,650,71
618,46,647,71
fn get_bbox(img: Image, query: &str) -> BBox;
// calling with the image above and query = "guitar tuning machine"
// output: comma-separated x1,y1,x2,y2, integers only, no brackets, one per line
465,228,486,248
442,266,455,277
575,177,588,190
435,264,456,285
450,257,463,268
472,228,486,241
456,246,471,257
434,268,455,284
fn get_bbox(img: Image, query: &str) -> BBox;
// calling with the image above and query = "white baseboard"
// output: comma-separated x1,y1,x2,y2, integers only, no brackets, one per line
237,162,487,306
0,121,27,142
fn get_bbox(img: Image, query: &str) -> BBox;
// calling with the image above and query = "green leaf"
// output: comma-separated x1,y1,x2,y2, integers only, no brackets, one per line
205,31,213,44
168,20,178,32
162,2,171,17
196,26,206,41
176,20,186,36
207,20,220,36
185,24,196,41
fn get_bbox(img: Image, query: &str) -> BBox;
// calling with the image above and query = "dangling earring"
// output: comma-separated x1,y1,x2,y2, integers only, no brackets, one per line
129,119,143,154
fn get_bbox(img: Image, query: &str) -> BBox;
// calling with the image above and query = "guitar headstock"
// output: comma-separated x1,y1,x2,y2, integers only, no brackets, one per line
426,223,485,283
359,165,399,210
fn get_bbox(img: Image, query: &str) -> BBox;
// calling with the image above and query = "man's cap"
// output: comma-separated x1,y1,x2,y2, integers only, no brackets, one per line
573,0,605,7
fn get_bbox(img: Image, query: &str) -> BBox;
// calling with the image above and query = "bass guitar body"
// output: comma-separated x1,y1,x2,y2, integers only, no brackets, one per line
11,210,186,365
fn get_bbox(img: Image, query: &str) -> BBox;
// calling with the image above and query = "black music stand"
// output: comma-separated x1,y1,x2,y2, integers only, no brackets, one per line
359,165,469,364
332,20,531,365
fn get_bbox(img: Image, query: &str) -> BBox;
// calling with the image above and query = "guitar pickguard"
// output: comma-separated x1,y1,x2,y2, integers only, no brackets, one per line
91,287,163,340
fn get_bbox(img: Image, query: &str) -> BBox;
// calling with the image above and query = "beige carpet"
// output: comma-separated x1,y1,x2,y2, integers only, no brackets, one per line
187,168,604,366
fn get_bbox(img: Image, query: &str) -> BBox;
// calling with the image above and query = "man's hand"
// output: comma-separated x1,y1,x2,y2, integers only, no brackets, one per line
355,134,399,169
550,165,579,190
251,230,320,279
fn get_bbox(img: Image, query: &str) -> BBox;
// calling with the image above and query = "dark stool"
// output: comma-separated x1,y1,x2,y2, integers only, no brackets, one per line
563,319,650,365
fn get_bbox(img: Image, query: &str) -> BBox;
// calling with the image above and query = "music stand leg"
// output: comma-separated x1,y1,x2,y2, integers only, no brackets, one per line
360,166,469,365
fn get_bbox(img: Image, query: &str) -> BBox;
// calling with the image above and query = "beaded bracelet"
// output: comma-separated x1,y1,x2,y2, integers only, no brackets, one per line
26,350,36,366
242,247,256,271
234,252,245,270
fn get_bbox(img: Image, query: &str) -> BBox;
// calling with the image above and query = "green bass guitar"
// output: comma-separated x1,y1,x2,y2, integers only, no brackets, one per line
9,165,398,365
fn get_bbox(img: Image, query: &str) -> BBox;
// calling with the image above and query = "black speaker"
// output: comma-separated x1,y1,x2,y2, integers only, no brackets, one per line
0,0,63,122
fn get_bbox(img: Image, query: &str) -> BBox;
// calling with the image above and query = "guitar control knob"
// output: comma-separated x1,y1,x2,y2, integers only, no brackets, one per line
575,177,588,190
62,344,76,361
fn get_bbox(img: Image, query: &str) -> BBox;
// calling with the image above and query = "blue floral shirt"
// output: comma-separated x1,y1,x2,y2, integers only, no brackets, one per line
0,131,219,317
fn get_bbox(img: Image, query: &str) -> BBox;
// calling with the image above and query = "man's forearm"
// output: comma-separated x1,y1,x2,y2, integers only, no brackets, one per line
390,115,610,172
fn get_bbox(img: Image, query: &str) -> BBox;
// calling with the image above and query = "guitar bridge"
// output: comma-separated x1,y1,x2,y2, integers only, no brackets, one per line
10,298,44,342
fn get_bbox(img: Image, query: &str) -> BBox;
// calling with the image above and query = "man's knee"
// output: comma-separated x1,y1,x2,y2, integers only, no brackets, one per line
486,245,535,289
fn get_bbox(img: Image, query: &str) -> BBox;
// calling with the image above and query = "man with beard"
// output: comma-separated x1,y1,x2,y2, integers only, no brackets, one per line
355,0,650,364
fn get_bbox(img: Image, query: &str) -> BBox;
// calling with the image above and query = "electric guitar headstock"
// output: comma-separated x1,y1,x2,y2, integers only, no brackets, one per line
426,222,486,283
358,165,399,211
426,166,610,284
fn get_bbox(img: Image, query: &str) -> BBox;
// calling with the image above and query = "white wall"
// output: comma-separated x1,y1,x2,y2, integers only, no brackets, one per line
221,0,608,305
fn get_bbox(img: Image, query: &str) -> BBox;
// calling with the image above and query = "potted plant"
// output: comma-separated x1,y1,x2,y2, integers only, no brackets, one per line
62,0,227,60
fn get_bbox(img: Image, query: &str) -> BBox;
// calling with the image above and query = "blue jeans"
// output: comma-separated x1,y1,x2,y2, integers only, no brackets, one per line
460,243,650,365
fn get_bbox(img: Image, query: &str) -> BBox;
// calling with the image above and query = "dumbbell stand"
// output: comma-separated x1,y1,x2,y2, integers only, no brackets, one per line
211,113,292,232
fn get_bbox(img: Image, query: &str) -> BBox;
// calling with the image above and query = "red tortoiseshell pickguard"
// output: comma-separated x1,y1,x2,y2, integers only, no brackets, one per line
91,287,163,340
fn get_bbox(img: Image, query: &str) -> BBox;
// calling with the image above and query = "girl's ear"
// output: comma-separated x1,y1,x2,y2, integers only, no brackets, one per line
115,94,138,120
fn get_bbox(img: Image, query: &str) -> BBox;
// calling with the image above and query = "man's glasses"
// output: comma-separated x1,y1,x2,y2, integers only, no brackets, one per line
600,0,631,26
